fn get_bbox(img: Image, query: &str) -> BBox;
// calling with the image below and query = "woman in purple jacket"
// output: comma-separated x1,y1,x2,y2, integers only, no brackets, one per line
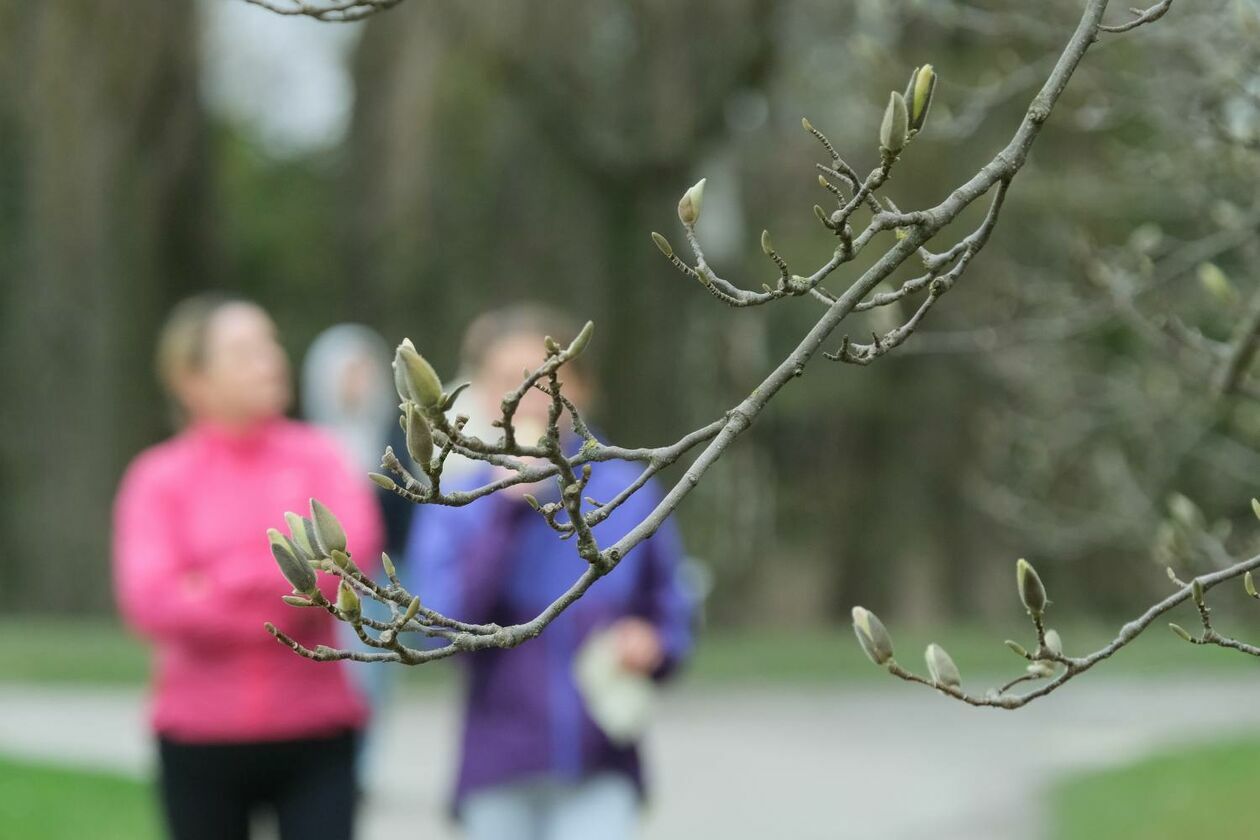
405,305,695,840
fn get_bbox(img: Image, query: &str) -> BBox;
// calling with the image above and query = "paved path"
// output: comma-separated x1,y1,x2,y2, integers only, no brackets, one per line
2,677,1257,839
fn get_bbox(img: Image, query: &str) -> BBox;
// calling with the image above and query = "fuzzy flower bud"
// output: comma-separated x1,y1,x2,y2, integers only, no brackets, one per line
368,473,397,491
393,338,443,408
905,64,937,132
284,512,315,560
405,402,434,467
381,552,397,580
1246,571,1257,599
677,178,706,226
925,642,961,689
268,528,316,595
1043,629,1063,657
1016,558,1047,616
879,91,909,153
336,580,361,622
852,606,894,666
403,595,421,625
651,232,673,258
566,321,595,358
310,498,347,555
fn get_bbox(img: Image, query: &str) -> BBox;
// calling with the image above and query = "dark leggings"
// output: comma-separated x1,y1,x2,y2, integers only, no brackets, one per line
157,729,358,840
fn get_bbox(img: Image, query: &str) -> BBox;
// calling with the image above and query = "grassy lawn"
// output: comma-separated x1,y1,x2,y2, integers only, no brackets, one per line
1051,734,1260,840
2,614,1255,688
0,756,159,840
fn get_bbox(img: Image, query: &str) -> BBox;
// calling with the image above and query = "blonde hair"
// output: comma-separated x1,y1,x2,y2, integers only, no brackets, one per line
155,293,246,424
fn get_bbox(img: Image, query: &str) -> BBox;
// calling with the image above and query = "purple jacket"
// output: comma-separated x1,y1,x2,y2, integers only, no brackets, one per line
404,455,695,811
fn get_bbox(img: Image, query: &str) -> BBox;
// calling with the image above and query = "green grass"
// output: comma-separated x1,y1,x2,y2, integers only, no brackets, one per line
1051,734,1260,840
2,614,1255,688
0,756,159,840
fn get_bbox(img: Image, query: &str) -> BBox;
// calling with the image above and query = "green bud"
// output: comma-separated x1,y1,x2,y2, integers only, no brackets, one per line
1043,629,1063,657
403,595,421,624
1004,640,1029,659
368,472,397,491
381,552,397,580
760,230,774,256
284,512,315,558
879,91,909,153
813,204,830,226
281,594,315,607
851,606,894,666
1191,577,1205,607
393,338,443,408
651,232,674,258
1252,498,1260,520
268,528,316,595
405,402,434,467
925,643,961,689
310,498,347,555
677,178,706,226
302,516,324,559
1026,661,1055,678
1197,262,1235,303
1168,622,1194,643
1016,558,1047,616
330,549,351,570
905,64,937,132
801,116,815,133
336,580,361,622
566,321,595,358
1245,571,1257,599
1167,492,1204,531
522,494,542,512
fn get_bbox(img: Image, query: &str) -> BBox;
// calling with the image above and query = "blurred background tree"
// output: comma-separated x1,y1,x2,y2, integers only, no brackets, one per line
3,0,1257,631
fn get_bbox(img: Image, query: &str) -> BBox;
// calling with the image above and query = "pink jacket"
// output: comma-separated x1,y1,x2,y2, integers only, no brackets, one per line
113,418,384,743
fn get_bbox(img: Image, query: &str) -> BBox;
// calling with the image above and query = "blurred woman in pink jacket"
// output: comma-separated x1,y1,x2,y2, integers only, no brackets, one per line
113,294,383,840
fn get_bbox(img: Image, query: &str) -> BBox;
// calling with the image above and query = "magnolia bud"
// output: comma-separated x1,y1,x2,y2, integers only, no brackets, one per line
677,178,706,226
404,595,421,624
393,339,443,408
284,512,315,559
1167,492,1204,531
1252,498,1260,520
281,594,314,607
813,205,830,226
330,549,351,570
925,643,961,689
760,230,774,256
1191,577,1205,607
1005,640,1029,659
1168,622,1194,642
1026,661,1055,678
566,320,595,358
651,232,674,257
852,606,894,666
310,498,347,555
1016,558,1047,616
801,116,815,133
1043,629,1063,657
336,580,361,622
368,472,397,491
1197,262,1235,303
905,64,937,132
268,528,316,595
1246,571,1257,599
879,91,909,153
381,552,397,580
522,494,542,512
405,402,434,467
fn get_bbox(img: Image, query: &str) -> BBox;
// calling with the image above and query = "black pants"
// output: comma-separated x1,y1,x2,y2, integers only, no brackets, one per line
157,729,358,840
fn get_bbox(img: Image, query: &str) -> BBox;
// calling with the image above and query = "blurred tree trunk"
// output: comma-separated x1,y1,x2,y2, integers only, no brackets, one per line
0,1,215,612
